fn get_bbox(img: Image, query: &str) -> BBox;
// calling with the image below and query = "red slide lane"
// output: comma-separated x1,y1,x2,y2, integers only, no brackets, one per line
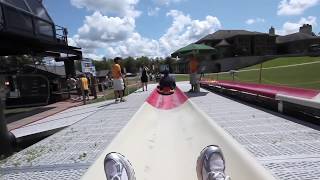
146,88,189,110
201,80,320,99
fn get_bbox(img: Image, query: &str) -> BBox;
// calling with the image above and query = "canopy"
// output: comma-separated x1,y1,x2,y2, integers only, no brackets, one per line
171,43,217,58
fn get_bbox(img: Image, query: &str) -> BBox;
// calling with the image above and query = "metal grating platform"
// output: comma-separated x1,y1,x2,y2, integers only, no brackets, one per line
2,83,320,179
187,85,320,180
0,90,150,179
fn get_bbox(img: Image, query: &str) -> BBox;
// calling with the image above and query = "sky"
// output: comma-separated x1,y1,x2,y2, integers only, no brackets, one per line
43,0,320,59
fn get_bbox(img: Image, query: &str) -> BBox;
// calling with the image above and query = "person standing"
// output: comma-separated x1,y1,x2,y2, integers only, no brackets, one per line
189,54,200,92
112,57,125,103
80,74,89,101
141,66,149,91
88,73,97,99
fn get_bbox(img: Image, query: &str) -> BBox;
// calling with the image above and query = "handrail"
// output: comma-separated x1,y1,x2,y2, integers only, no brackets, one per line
55,25,68,44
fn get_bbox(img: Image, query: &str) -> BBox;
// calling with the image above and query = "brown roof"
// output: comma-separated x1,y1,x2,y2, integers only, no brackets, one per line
197,30,266,43
276,32,320,44
215,39,231,47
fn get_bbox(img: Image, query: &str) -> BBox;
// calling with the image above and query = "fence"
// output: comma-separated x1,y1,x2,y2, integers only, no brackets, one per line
204,61,320,90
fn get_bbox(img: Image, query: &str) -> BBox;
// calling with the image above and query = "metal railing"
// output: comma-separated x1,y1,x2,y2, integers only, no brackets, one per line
0,2,68,45
55,25,68,45
205,60,320,90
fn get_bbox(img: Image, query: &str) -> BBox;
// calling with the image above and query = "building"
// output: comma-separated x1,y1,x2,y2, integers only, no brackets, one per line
276,24,320,54
172,24,320,74
197,30,277,59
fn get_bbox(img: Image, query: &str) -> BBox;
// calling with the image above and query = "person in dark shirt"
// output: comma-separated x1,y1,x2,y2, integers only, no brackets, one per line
159,70,176,91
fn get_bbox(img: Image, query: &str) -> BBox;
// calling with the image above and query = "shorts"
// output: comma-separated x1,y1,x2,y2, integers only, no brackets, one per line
113,78,124,91
190,73,200,85
141,76,148,83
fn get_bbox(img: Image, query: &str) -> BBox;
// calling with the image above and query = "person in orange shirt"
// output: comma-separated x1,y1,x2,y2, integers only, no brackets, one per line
112,57,125,103
80,74,89,100
189,54,200,92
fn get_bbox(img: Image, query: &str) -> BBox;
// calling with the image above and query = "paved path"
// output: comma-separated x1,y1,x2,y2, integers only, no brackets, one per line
7,101,82,131
0,89,150,180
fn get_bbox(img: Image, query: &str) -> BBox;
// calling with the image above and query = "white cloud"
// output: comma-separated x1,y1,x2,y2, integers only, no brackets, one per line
276,16,317,35
153,0,182,6
77,11,135,43
245,18,265,25
70,0,140,17
72,10,221,59
105,33,162,58
148,7,160,16
159,10,221,55
277,0,320,16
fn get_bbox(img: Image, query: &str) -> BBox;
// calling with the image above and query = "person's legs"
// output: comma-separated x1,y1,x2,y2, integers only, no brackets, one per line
141,81,144,91
85,90,89,100
197,145,231,180
114,91,119,102
143,82,147,91
145,82,148,91
104,152,135,180
120,90,126,102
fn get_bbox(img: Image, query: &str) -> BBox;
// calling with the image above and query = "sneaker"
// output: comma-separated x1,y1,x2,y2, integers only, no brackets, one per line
120,98,126,102
115,99,119,103
196,145,231,180
104,152,136,180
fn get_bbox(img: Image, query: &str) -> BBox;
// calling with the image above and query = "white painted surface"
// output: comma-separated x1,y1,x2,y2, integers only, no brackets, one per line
82,101,275,180
276,94,320,109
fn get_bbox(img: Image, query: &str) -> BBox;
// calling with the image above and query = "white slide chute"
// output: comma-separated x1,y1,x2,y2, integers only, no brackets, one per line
82,88,276,180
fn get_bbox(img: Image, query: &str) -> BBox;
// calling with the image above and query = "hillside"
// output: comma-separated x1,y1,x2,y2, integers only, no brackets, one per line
214,56,320,90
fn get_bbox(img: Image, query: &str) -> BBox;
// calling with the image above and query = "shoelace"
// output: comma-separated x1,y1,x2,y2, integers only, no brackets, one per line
110,162,123,180
208,171,227,180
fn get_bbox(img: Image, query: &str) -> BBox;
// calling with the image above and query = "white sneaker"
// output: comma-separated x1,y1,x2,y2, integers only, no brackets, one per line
197,145,231,180
104,152,136,180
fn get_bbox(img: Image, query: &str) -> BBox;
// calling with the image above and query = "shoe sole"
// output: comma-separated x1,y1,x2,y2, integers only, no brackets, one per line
196,145,226,180
104,152,136,180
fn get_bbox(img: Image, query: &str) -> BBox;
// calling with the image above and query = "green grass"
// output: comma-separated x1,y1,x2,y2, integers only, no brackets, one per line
87,84,141,104
175,74,189,82
207,56,320,90
244,56,320,69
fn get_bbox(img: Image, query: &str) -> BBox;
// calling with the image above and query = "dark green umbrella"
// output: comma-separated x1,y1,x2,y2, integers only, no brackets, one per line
171,43,217,58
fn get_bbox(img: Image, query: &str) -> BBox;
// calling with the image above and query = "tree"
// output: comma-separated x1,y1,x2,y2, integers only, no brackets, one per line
164,57,176,73
92,58,112,71
122,56,138,73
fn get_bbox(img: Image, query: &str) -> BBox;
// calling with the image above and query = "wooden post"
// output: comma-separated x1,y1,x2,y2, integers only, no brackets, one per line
259,63,263,84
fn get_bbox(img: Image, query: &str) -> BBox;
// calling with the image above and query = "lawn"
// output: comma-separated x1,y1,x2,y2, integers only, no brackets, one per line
174,74,190,82
206,56,320,90
87,76,142,104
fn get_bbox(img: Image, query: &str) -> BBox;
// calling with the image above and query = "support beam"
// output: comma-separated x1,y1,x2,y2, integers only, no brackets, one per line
64,59,76,78
0,78,15,156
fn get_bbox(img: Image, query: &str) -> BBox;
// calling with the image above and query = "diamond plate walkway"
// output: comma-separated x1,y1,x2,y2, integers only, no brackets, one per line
187,85,320,180
0,90,151,180
2,83,320,180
